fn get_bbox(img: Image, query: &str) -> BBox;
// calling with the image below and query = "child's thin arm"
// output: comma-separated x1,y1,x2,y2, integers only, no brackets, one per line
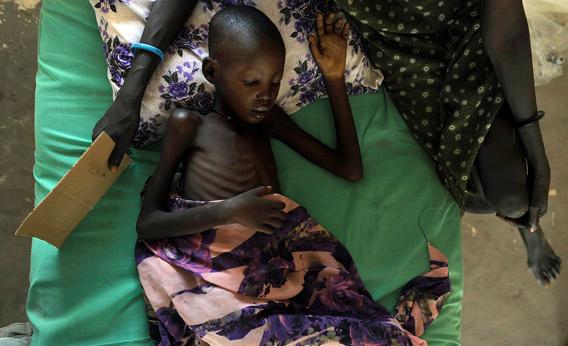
136,110,230,239
269,13,362,181
137,111,286,239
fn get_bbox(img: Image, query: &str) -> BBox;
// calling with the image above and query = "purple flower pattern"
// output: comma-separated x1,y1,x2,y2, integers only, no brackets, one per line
171,24,209,57
239,240,294,297
200,0,256,12
133,116,161,147
138,195,450,345
158,62,215,114
104,36,133,88
94,0,128,13
92,0,383,147
278,0,335,43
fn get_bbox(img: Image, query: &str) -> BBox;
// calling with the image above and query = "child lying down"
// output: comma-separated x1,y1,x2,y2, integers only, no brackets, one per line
135,6,449,345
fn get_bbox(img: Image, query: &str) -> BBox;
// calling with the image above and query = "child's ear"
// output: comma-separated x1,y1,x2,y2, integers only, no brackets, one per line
202,57,219,84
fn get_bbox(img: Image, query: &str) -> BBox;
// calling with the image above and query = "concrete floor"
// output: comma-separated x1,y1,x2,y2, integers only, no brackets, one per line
0,1,566,345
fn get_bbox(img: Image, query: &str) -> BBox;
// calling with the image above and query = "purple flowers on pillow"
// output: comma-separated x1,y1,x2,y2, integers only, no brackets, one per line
91,0,383,147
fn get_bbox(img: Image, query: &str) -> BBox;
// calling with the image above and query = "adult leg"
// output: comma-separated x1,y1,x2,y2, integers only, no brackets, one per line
465,101,560,285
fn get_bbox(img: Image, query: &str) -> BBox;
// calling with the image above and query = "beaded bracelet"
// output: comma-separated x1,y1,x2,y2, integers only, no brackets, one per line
516,111,545,128
131,42,165,62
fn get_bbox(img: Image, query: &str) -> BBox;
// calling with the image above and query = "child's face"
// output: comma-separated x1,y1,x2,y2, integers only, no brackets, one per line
214,45,285,125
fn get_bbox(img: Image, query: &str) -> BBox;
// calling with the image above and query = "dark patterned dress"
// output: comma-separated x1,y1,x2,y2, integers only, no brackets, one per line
336,0,506,206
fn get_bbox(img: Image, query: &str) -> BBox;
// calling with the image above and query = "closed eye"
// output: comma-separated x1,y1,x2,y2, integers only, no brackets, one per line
243,80,259,86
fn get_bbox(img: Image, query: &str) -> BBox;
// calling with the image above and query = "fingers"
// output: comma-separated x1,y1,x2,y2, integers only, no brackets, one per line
324,12,336,34
108,144,127,173
253,185,273,197
308,34,322,61
316,13,325,37
255,224,275,235
317,12,349,37
342,22,351,39
333,17,344,34
92,128,101,143
265,217,284,230
270,200,285,210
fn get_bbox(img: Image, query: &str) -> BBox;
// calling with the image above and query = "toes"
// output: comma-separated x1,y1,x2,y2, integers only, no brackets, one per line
546,266,558,281
552,259,561,277
529,265,547,286
538,273,551,286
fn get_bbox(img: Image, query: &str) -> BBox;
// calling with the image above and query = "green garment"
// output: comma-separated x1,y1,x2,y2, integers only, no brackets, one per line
28,1,462,344
337,0,505,206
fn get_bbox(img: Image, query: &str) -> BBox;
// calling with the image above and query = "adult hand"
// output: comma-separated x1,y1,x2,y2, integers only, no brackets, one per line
92,95,140,172
225,186,286,234
308,12,350,80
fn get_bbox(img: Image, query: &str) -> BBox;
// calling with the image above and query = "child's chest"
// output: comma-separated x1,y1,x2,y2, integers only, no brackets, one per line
181,119,279,200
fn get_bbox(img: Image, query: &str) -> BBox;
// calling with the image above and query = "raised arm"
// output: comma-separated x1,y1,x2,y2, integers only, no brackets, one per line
93,0,199,171
269,13,363,181
480,0,550,229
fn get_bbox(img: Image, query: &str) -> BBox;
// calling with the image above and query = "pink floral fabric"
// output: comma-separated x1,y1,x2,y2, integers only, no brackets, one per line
135,194,450,346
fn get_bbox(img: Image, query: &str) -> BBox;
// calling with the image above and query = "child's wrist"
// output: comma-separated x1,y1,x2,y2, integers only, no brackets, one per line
323,75,346,91
323,75,345,84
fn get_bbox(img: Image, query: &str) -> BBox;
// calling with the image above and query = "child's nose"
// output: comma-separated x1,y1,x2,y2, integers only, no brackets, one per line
256,89,272,102
257,84,278,101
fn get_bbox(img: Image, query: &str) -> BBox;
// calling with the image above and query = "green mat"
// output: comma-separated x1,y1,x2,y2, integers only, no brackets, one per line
28,1,462,345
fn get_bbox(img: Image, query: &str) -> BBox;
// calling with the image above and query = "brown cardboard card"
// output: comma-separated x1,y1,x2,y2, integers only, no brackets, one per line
15,132,132,248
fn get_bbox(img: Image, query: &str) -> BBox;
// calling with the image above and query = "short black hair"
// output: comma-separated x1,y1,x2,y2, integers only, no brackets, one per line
208,6,285,59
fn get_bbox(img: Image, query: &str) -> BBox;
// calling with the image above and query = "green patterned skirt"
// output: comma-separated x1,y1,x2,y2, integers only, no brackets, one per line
337,0,505,206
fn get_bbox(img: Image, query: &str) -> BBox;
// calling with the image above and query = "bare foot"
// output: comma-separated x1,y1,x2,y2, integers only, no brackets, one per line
518,225,562,286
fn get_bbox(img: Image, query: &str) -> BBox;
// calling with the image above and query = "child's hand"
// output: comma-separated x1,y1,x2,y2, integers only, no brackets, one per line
308,12,350,80
225,186,286,234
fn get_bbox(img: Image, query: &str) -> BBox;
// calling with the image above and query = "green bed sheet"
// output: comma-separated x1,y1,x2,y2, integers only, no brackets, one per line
28,1,463,345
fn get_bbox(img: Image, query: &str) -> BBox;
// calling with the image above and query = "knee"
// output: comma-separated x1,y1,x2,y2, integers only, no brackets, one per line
493,194,529,219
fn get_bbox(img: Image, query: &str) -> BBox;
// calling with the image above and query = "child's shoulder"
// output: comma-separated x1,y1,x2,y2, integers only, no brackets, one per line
166,108,204,136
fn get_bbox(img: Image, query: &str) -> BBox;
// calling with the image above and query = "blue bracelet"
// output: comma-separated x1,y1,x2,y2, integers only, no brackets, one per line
131,42,165,62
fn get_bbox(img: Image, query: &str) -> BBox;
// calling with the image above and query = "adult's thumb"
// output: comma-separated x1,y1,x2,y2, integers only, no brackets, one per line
108,145,126,173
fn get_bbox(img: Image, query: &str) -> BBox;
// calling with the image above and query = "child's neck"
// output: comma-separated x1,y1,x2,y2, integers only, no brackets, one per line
211,102,258,133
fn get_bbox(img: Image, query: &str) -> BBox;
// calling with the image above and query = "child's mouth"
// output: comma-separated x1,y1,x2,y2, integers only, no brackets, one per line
251,108,268,119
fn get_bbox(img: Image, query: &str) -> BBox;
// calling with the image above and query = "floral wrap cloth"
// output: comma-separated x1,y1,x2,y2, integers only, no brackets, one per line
90,0,384,147
135,193,451,346
336,0,505,206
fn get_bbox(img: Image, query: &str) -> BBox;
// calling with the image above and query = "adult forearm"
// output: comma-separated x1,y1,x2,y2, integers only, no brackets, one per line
480,0,537,123
119,0,199,103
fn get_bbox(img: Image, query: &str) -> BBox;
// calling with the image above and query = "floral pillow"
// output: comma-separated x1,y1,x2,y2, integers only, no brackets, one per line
91,0,384,147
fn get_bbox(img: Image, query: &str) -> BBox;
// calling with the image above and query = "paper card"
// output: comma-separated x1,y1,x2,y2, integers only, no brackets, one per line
15,132,132,248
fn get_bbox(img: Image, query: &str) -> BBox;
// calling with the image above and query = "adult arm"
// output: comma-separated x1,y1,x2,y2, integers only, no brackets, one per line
268,13,363,182
92,0,199,171
480,0,550,229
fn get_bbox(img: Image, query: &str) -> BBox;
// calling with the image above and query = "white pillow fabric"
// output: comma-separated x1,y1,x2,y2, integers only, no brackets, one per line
91,0,384,147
